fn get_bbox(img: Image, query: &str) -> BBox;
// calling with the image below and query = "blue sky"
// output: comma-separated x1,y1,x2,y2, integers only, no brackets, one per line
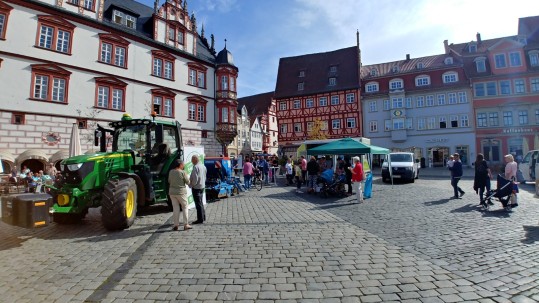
141,0,539,98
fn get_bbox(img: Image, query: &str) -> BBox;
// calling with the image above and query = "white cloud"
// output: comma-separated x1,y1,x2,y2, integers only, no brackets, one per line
198,0,238,13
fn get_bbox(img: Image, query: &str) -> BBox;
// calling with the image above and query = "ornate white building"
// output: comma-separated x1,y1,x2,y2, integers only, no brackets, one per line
0,0,237,173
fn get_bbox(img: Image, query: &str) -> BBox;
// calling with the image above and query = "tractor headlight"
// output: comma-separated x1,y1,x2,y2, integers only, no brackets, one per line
67,163,83,171
57,194,70,206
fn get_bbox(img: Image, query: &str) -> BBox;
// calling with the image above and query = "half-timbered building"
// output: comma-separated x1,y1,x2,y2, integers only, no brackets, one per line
274,45,362,155
237,92,278,155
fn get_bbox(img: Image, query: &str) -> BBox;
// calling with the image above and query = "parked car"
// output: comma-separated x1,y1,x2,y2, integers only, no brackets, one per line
382,152,420,183
520,150,538,183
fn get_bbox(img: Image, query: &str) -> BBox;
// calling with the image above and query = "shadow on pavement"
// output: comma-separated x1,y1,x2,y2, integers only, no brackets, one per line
424,198,451,206
315,202,357,210
481,208,511,218
522,225,539,244
450,204,482,213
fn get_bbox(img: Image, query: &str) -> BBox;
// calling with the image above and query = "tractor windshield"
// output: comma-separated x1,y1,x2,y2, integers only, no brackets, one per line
114,125,147,153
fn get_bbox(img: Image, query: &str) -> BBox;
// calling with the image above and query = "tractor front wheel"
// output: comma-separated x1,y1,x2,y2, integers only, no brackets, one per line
101,178,137,231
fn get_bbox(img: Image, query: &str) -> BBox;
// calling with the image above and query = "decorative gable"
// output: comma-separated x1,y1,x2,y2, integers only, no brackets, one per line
37,15,76,30
31,63,72,76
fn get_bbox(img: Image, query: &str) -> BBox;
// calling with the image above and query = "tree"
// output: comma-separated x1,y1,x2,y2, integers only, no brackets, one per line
307,118,327,140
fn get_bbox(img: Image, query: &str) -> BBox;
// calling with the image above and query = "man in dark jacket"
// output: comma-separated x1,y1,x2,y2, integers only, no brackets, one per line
449,153,465,199
306,156,320,193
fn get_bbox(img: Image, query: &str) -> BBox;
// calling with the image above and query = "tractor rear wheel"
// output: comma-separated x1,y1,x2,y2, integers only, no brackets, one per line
101,178,137,231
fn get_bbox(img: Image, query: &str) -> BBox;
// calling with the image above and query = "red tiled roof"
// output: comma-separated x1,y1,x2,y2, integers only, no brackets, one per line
360,53,462,79
448,36,509,56
237,91,274,116
274,46,360,99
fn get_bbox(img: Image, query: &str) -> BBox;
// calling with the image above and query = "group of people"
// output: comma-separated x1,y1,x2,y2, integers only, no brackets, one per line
9,164,59,193
167,155,207,231
449,152,519,207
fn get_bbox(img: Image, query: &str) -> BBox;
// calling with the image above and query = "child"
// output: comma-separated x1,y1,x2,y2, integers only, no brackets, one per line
294,160,303,193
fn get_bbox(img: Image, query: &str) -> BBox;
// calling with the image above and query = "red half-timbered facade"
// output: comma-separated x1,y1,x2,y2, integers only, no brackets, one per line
274,46,362,154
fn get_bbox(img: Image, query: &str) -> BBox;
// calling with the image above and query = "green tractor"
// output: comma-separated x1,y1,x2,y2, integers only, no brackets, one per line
51,114,183,230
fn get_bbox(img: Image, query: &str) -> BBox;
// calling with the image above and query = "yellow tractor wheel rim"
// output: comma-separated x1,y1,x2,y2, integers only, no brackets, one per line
126,190,135,218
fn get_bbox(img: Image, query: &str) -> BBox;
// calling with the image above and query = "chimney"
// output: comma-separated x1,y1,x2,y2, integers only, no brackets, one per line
476,32,481,43
443,40,449,54
406,54,410,61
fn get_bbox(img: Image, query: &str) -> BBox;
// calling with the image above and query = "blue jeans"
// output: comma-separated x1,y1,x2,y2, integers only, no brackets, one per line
244,175,252,189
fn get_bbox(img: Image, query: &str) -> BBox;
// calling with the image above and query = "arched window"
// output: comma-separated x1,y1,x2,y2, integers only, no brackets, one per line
442,71,458,83
415,75,430,86
389,78,403,90
365,81,379,93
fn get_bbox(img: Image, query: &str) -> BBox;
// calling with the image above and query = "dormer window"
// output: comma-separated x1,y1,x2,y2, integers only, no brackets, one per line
444,57,454,65
469,44,477,53
442,71,458,83
415,75,430,86
113,10,136,29
329,65,337,73
298,70,305,77
474,57,487,72
392,66,399,73
529,51,539,67
518,36,527,45
297,82,304,91
389,79,403,90
370,69,378,76
416,62,424,69
328,77,336,86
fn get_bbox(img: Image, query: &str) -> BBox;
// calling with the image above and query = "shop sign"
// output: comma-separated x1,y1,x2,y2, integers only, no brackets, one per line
502,128,534,134
425,138,448,143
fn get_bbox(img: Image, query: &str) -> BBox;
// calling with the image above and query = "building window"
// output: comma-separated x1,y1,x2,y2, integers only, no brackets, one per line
370,69,378,76
444,57,453,65
320,120,328,130
36,15,75,54
536,109,539,124
503,111,513,126
168,25,185,47
187,98,206,122
384,120,391,131
416,96,425,107
279,102,286,111
293,100,301,109
439,116,447,128
330,95,339,105
460,115,469,127
187,63,207,88
332,119,340,129
98,33,129,68
68,0,95,11
346,93,355,103
30,64,71,103
77,118,87,129
509,52,522,67
369,101,377,112
389,79,403,90
297,82,304,91
494,54,507,68
11,113,25,125
0,2,12,40
476,59,486,72
415,75,430,86
152,50,175,80
405,118,413,129
474,83,485,97
328,77,336,86
448,93,457,104
392,66,399,73
280,124,287,134
489,112,499,126
443,72,458,83
427,117,436,129
405,97,412,108
426,95,434,107
417,118,426,130
437,94,446,106
416,62,424,69
113,10,136,29
152,89,175,117
346,118,356,128
319,97,327,107
500,80,511,95
529,51,539,67
469,44,477,53
531,78,539,92
306,121,314,131
383,99,390,110
393,118,404,130
95,77,126,111
519,110,528,125
299,70,305,77
306,98,314,108
220,75,228,90
294,123,302,132
366,82,379,92
486,82,497,96
392,97,403,109
450,115,458,128
514,79,525,94
329,65,337,73
369,121,378,132
477,113,487,127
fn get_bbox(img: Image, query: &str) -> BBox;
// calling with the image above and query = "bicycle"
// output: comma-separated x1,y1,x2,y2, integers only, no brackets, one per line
252,169,263,191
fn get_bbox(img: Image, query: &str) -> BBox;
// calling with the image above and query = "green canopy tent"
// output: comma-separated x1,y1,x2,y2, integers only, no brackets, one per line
308,138,371,155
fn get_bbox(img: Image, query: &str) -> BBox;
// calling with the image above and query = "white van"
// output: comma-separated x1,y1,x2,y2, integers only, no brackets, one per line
520,150,538,182
381,152,420,183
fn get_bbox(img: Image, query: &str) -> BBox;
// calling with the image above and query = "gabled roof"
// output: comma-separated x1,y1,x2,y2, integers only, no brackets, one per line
274,46,359,99
238,92,274,117
361,54,461,79
448,36,512,56
518,15,539,41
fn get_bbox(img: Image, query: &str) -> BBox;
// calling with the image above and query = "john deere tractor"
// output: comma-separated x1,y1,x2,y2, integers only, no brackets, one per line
51,114,182,230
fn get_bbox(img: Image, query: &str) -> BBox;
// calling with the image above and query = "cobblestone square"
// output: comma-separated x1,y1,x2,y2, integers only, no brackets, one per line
1,176,538,302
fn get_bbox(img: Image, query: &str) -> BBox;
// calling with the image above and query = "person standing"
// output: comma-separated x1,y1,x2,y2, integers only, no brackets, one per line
307,156,320,193
449,153,465,199
285,158,293,186
189,155,207,224
168,160,192,231
344,158,353,195
473,153,491,207
260,157,269,184
349,156,364,203
300,155,307,187
294,160,303,193
504,154,518,181
243,158,253,191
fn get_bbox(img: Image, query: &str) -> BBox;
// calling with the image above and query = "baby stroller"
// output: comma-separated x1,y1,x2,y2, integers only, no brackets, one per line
483,174,518,211
317,170,346,198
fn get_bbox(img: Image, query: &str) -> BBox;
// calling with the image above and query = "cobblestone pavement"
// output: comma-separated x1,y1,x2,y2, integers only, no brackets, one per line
0,177,538,303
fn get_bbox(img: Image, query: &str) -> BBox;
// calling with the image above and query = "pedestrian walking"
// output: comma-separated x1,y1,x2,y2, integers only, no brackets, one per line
473,153,492,207
243,158,254,191
344,158,353,195
285,159,293,186
294,160,302,193
504,154,518,181
307,156,320,193
168,160,192,231
349,156,364,203
189,155,207,224
300,155,307,187
449,153,465,199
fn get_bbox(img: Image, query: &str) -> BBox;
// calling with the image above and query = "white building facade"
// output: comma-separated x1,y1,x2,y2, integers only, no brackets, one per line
249,117,263,153
0,0,230,173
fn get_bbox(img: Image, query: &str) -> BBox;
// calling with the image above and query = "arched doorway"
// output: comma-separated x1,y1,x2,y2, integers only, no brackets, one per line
16,149,49,174
0,149,16,174
21,159,46,174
